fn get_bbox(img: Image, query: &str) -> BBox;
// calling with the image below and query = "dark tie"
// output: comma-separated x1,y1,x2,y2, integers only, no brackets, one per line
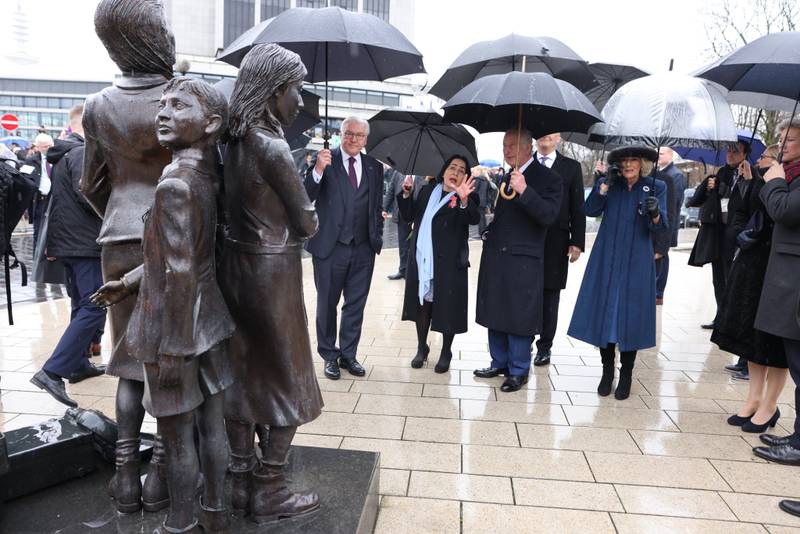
348,156,358,189
46,162,52,176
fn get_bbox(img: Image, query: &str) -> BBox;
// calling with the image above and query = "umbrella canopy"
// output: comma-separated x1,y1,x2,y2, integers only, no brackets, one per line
213,78,321,141
695,32,800,106
479,159,502,168
366,110,477,177
216,7,425,82
1,137,29,149
596,72,738,149
429,34,596,101
442,71,602,137
675,129,766,167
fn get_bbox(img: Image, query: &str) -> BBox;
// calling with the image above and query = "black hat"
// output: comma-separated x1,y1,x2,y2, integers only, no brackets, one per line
607,146,658,164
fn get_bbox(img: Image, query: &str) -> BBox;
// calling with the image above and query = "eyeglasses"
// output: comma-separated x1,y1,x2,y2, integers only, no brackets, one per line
758,154,776,160
343,131,366,140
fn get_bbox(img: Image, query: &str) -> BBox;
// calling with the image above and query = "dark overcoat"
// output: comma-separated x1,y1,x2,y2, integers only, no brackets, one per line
567,178,668,351
398,184,480,334
475,160,562,336
754,176,800,341
543,152,586,290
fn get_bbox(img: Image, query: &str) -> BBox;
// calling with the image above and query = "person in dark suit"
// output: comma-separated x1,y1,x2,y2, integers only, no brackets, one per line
531,133,585,366
653,148,687,305
751,120,800,482
398,155,480,373
305,116,385,380
382,164,411,280
474,129,562,392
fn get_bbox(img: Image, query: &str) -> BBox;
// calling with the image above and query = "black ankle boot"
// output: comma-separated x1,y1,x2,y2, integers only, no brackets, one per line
615,352,636,400
411,344,430,369
597,364,614,397
434,349,452,373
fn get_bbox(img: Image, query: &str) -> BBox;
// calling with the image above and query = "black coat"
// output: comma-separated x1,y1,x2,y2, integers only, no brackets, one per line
476,160,562,336
304,148,384,259
755,176,800,341
660,162,688,247
382,168,406,223
542,152,585,290
398,185,480,333
45,134,102,258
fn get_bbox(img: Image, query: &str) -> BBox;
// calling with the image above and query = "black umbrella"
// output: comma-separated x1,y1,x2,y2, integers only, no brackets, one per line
213,78,321,141
695,32,800,160
366,110,477,177
216,7,426,146
429,33,596,101
442,71,602,137
562,62,648,148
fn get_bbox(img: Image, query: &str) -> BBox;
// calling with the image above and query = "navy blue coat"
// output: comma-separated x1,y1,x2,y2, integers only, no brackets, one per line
568,177,668,351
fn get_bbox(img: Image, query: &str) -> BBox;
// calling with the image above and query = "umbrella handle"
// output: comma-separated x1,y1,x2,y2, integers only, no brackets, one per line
499,181,517,200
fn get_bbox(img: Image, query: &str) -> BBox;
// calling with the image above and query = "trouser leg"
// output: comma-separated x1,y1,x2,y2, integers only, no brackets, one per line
312,247,348,362
536,289,560,353
488,329,509,370
397,221,411,275
339,243,375,360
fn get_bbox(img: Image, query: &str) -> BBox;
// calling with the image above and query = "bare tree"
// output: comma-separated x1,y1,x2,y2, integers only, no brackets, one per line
703,0,799,145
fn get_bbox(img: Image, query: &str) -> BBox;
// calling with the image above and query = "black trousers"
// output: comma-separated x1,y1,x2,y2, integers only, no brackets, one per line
785,338,800,449
535,288,560,353
312,241,375,362
397,220,411,275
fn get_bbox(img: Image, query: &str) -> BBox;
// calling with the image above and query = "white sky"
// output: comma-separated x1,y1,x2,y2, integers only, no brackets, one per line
2,0,724,159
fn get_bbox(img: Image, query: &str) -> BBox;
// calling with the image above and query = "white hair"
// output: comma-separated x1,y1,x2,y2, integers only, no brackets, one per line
341,116,370,136
34,133,54,146
778,117,800,132
504,128,533,148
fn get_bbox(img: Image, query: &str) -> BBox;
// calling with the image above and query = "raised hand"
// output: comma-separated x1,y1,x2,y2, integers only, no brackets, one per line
456,175,476,202
313,149,332,176
509,170,527,195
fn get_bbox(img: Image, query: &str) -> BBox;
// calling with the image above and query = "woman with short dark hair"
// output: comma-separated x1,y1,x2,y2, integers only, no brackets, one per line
398,155,479,373
568,146,668,400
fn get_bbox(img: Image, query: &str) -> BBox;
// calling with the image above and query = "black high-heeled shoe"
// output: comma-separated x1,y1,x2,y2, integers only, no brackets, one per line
411,344,430,369
434,349,453,374
727,413,754,426
742,407,780,433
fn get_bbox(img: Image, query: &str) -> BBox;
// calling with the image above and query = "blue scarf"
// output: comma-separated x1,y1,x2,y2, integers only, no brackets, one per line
416,184,455,305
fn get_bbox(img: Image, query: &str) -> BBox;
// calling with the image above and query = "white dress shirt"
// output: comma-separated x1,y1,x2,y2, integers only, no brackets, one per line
312,151,363,186
515,156,535,174
535,150,556,169
39,153,52,195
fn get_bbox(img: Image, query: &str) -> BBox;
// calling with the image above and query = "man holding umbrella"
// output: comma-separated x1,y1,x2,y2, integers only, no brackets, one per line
474,129,562,392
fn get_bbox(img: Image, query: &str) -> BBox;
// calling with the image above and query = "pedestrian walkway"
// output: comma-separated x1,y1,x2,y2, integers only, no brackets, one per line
1,241,797,533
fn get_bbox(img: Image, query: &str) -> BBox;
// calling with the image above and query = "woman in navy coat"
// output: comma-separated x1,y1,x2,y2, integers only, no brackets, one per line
568,147,668,399
398,155,480,373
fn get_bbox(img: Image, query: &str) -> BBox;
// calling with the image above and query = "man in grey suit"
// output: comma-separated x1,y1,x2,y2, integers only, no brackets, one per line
305,116,385,380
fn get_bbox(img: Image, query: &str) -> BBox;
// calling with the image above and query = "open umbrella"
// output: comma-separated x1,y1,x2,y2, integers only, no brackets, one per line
429,34,595,101
0,137,29,149
442,71,602,137
479,159,501,168
213,78,321,141
594,72,738,190
695,32,800,160
216,6,426,146
562,62,648,148
675,129,766,167
366,110,477,177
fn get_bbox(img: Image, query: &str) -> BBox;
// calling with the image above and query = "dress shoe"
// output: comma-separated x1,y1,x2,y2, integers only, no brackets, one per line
724,363,745,373
779,500,800,518
473,367,508,378
753,443,800,465
324,360,341,380
732,369,750,381
434,349,452,374
68,362,107,384
701,322,716,330
339,357,366,377
760,433,792,447
742,408,780,433
30,370,77,408
500,374,529,393
411,344,430,369
727,413,754,426
533,350,551,367
387,272,405,280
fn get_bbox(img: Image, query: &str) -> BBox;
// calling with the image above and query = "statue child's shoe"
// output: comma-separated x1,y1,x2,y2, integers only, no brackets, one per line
250,466,319,524
109,438,142,513
142,434,169,512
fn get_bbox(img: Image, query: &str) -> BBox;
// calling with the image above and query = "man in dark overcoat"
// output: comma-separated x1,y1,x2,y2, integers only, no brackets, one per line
382,164,411,280
653,147,687,305
531,133,585,366
474,129,562,392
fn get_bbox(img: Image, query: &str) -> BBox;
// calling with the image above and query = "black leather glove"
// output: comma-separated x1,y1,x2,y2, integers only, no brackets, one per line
644,195,659,219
